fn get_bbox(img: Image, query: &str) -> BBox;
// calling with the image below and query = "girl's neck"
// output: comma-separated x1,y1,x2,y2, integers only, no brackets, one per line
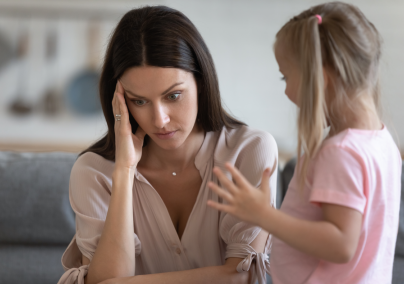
328,94,382,136
141,124,205,172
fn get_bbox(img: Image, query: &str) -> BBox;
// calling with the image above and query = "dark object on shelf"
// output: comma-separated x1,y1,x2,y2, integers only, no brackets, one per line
42,89,61,115
9,31,33,116
65,21,101,115
9,98,32,115
65,70,101,114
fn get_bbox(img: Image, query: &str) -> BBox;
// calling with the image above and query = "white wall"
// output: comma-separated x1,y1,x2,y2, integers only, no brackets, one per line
0,0,403,153
168,0,404,152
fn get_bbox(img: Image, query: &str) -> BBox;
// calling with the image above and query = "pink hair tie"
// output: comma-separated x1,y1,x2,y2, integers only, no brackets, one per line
315,14,322,24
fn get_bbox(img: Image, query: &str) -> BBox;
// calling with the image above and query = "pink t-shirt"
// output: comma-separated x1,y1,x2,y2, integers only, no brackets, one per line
271,126,402,284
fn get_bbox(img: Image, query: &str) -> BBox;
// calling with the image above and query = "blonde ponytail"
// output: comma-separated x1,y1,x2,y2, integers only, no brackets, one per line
296,16,327,189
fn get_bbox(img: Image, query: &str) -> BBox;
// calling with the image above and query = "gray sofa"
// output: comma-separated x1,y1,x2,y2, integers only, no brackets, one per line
0,152,76,284
0,151,402,283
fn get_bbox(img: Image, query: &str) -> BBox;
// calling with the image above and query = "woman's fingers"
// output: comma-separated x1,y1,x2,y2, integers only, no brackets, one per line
116,83,129,118
112,84,119,120
212,167,239,195
208,181,234,203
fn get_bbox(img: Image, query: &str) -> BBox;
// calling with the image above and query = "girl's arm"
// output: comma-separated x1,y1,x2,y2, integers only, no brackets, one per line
97,230,268,284
207,163,362,264
259,202,362,263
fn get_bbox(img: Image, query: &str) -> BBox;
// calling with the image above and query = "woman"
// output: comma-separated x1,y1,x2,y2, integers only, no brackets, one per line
58,6,278,284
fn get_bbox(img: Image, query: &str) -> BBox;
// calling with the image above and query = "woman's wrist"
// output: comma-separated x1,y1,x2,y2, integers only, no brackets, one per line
112,165,137,182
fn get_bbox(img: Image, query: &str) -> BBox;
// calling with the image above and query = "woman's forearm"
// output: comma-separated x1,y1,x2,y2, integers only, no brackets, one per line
101,258,250,284
86,167,136,284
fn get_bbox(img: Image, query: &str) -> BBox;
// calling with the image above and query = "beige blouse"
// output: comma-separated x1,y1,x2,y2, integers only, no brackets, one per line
58,126,278,284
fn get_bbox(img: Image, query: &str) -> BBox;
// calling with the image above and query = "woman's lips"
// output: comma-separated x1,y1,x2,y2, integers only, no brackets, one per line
154,131,177,140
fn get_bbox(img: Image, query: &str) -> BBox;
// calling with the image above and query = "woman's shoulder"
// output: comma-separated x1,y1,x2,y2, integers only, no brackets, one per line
213,125,278,170
71,151,115,180
69,152,115,205
215,125,277,157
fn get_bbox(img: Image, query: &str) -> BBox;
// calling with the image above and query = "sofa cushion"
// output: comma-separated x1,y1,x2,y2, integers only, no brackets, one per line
395,161,404,256
0,152,76,245
280,157,296,201
0,244,65,284
393,256,404,284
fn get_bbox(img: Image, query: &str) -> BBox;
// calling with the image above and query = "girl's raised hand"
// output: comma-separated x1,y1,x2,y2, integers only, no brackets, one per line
207,160,277,226
113,80,146,171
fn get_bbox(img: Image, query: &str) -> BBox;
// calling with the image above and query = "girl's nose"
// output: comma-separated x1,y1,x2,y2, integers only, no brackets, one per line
153,104,170,129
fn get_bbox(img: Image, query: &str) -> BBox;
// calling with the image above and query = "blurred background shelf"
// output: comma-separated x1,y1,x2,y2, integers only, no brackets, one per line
0,0,165,20
0,0,403,157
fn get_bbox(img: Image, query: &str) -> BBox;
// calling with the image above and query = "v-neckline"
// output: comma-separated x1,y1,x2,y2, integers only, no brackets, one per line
134,131,214,244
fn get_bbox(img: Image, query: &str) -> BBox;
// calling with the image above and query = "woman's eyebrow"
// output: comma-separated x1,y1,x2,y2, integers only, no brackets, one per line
124,89,146,99
124,82,184,99
161,82,184,95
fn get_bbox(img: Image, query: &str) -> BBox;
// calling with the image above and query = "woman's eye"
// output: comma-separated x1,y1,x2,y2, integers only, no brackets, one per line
134,100,146,106
167,93,180,101
281,76,286,81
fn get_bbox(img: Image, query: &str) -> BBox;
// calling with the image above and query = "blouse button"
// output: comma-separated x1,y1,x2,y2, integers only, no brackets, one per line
176,248,181,255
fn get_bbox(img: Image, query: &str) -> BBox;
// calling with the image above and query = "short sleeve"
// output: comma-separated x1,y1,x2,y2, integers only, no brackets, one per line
59,153,141,284
310,146,366,213
216,127,277,284
69,153,115,261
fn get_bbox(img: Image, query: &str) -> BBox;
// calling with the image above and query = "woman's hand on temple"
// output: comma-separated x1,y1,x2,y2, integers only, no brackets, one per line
207,160,277,227
113,80,146,171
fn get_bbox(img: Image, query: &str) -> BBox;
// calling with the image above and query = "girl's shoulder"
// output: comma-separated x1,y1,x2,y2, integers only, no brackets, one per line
317,126,401,168
322,126,399,154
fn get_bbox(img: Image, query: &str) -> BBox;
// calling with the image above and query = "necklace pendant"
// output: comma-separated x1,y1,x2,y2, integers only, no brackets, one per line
172,172,177,176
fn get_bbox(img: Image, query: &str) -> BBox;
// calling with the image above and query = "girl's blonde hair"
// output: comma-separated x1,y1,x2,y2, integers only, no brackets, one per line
275,2,382,189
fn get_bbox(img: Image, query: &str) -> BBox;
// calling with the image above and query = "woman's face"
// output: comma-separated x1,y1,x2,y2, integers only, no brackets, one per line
274,42,301,106
119,66,199,150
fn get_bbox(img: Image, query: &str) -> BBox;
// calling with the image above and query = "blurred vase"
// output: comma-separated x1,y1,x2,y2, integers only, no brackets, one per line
65,70,101,114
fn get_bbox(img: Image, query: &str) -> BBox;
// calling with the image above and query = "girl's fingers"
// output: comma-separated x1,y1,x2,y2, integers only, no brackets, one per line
224,163,250,189
207,200,234,214
260,158,277,195
268,158,277,178
212,167,239,195
208,181,234,203
260,168,272,195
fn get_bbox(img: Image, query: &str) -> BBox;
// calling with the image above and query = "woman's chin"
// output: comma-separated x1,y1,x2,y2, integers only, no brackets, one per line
148,134,186,150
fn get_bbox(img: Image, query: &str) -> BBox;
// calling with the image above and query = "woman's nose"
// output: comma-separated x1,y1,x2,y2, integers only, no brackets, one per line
153,105,170,129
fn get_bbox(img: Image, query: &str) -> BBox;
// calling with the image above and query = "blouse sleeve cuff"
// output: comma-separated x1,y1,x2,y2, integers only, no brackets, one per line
57,264,89,284
225,243,270,284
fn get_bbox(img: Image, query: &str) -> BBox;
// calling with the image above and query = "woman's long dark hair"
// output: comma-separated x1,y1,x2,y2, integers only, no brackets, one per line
80,5,244,161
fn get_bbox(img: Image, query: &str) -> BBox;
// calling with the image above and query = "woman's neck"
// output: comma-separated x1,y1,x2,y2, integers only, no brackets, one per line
140,124,205,172
329,93,382,136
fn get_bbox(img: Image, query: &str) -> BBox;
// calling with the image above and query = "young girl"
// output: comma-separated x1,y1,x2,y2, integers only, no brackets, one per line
207,2,402,283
